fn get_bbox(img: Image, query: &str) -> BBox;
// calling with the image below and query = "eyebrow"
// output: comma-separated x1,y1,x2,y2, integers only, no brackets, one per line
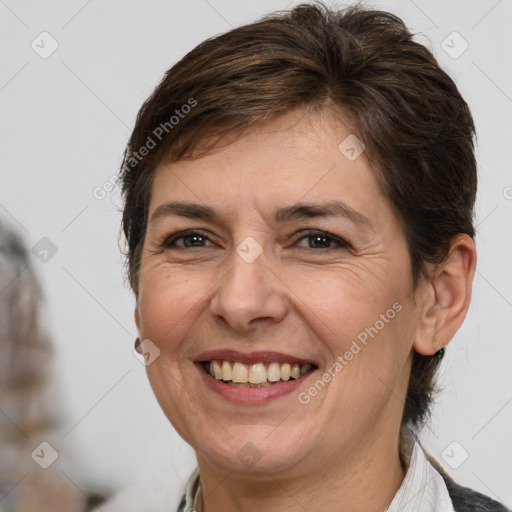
149,200,373,230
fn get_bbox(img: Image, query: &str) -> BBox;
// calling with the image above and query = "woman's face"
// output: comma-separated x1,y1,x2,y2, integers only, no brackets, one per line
135,109,423,476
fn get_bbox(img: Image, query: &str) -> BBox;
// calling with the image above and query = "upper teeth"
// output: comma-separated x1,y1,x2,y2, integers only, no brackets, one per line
207,360,313,384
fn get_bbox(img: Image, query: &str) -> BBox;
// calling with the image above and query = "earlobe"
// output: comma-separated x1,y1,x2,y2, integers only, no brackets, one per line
413,234,477,356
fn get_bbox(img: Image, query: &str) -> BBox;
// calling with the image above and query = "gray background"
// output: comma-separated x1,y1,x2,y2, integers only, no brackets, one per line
1,0,511,509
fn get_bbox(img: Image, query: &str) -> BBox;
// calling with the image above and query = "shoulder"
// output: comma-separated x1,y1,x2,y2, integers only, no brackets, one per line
427,453,511,512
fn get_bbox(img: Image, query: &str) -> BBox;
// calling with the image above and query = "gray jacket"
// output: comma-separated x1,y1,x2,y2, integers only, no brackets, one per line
431,455,510,512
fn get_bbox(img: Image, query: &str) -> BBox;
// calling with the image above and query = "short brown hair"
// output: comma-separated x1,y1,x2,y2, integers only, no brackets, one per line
118,2,477,430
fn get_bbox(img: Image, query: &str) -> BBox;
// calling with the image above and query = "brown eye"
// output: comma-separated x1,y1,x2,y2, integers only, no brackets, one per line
295,230,350,250
163,230,214,248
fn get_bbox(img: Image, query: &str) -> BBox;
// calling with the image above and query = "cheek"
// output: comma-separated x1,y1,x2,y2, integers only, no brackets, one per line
296,268,414,390
335,299,416,410
137,268,204,351
291,268,397,344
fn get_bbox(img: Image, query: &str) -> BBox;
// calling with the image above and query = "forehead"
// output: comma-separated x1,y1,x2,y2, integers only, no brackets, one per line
148,110,390,227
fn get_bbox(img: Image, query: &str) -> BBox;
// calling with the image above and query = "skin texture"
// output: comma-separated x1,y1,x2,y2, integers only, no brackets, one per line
134,109,476,512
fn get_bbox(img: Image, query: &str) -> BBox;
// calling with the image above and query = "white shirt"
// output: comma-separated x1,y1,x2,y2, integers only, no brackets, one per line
178,431,455,512
384,434,455,512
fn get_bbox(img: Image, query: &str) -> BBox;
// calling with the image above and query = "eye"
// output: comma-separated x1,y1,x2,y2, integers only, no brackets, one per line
295,230,351,250
163,230,215,248
161,229,350,251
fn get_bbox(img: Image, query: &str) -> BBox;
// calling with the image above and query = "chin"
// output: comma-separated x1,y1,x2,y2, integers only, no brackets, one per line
201,446,308,476
194,424,317,475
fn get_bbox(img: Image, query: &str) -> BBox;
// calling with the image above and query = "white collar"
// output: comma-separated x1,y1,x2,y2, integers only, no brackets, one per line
179,431,454,512
385,430,455,512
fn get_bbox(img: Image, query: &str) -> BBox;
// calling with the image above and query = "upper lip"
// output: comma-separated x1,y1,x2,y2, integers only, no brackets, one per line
194,349,318,366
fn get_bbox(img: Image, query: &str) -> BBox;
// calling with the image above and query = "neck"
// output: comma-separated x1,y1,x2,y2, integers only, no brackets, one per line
194,427,407,512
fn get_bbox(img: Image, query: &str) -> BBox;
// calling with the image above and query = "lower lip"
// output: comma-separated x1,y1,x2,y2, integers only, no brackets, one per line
195,363,316,404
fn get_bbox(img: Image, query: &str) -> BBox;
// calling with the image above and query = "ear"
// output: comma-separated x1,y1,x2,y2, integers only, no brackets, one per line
135,304,141,332
413,234,477,356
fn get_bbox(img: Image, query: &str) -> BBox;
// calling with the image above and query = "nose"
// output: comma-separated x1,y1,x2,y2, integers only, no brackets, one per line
209,248,288,332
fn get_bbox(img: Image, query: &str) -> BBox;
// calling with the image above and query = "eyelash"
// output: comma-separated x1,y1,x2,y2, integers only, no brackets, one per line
162,229,351,251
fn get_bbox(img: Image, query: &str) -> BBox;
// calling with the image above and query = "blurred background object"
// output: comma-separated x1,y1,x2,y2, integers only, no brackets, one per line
0,218,105,512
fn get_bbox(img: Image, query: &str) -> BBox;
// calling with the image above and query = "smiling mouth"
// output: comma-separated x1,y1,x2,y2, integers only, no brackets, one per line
202,360,317,387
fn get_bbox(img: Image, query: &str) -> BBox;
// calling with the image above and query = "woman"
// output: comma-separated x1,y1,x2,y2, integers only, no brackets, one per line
118,3,510,511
